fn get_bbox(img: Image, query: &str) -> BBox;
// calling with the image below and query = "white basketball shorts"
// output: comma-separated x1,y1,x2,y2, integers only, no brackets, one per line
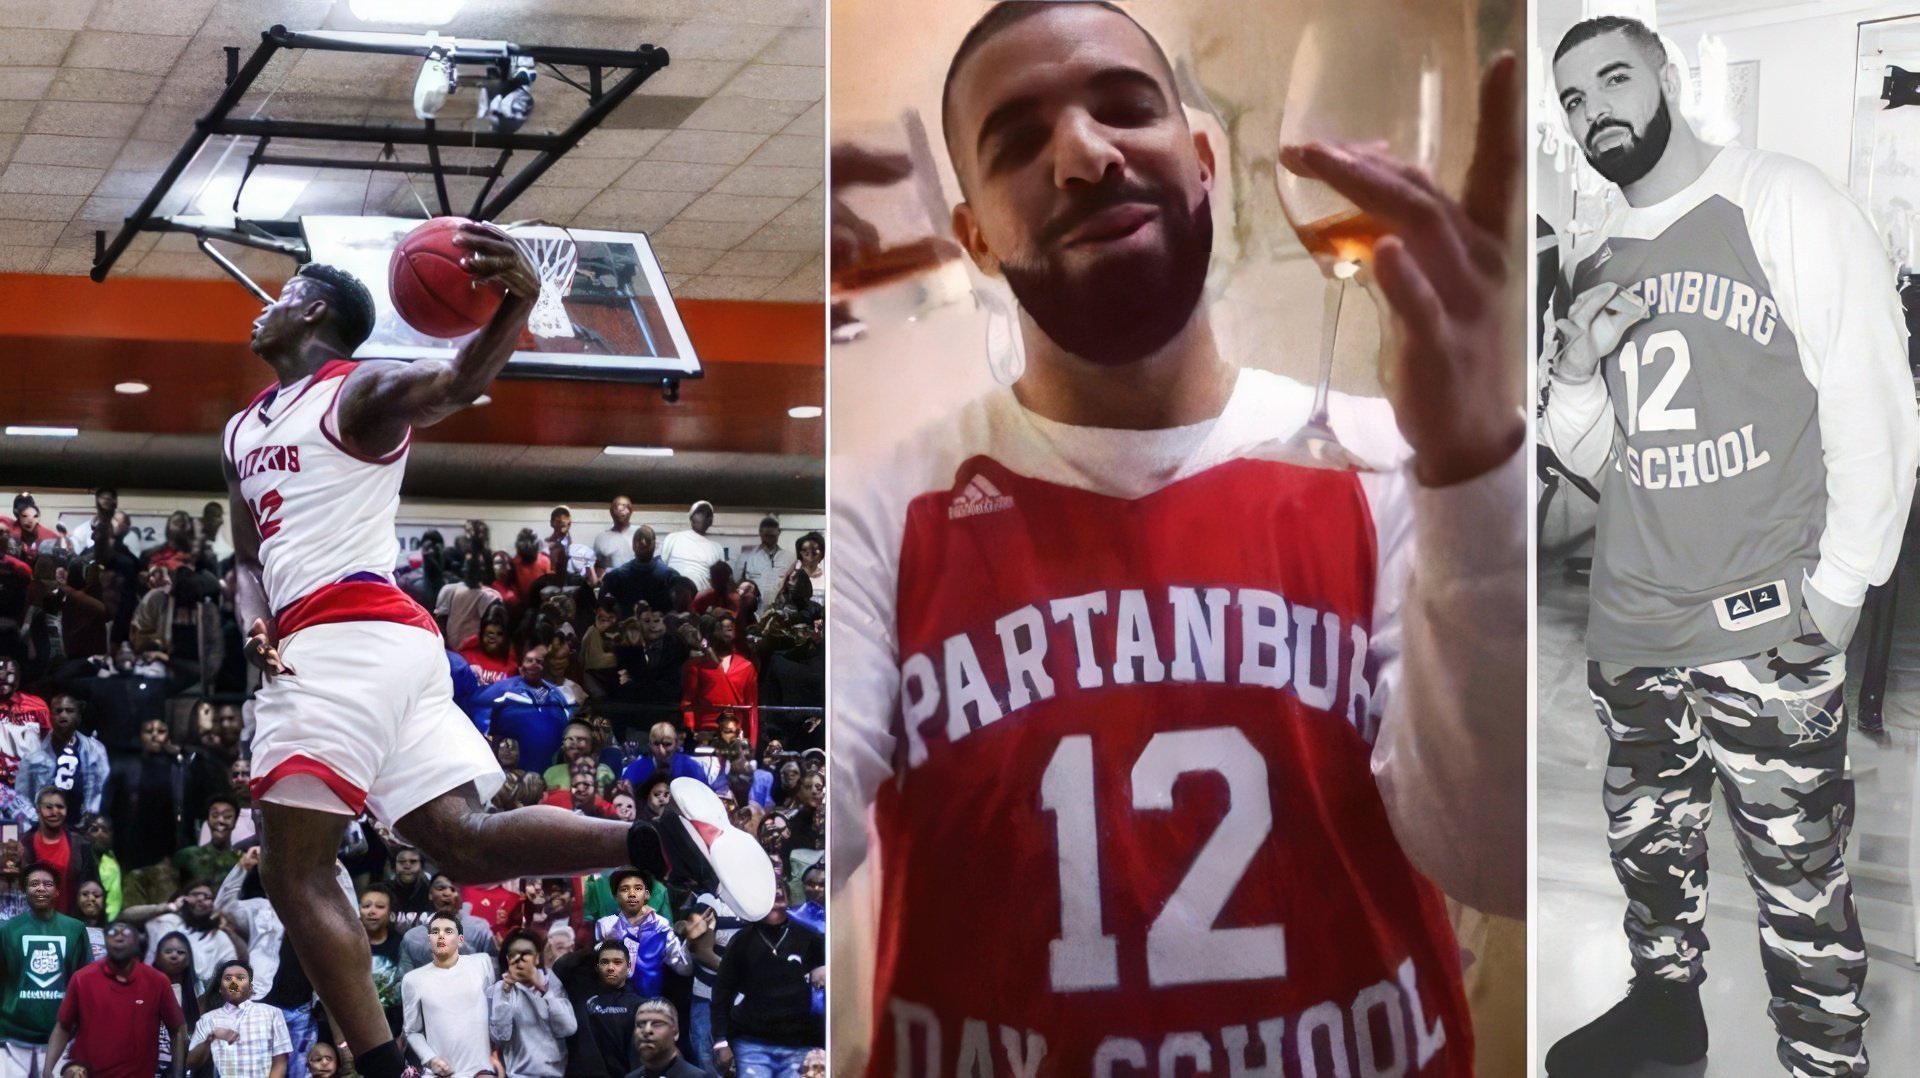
249,616,504,826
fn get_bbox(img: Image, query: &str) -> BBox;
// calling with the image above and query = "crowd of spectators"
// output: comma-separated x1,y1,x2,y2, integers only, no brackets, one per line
1,490,828,1078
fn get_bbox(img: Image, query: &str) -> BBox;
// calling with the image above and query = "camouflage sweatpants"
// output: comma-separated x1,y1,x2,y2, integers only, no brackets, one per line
1590,642,1868,1078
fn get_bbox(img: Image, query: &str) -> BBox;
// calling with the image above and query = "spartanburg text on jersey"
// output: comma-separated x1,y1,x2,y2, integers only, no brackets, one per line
838,372,1476,1076
223,358,410,613
1566,146,1914,666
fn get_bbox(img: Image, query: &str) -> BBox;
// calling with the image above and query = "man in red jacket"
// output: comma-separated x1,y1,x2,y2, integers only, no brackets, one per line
681,612,757,744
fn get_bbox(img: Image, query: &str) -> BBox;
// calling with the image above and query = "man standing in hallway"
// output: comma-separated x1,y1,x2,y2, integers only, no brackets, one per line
1544,16,1920,1077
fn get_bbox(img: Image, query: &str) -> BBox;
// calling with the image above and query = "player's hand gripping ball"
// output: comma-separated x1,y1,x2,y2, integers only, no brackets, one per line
389,217,534,337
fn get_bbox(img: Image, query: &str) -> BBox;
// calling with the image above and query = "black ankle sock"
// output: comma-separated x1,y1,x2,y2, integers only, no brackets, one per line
626,818,670,877
356,1039,406,1078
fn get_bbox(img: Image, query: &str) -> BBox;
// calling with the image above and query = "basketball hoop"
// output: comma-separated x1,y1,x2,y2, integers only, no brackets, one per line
508,224,579,339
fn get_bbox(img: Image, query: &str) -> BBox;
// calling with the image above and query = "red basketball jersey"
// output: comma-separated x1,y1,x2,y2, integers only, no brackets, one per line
835,371,1476,1077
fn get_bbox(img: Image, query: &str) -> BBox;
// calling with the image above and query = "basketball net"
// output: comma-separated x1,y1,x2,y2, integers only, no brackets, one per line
508,225,579,338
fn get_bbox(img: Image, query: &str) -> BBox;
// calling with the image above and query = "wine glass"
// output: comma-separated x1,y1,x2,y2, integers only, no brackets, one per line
1273,5,1469,470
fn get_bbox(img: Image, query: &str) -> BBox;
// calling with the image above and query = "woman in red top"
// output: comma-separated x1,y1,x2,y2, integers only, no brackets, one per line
539,760,615,817
456,615,517,687
489,550,522,617
680,610,757,743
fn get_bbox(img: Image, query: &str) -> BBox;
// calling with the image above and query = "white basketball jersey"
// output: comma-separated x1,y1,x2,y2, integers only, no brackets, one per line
224,359,409,613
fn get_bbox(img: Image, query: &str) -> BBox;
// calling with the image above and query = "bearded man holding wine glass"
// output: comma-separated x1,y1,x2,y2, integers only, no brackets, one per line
1542,15,1919,1078
831,2,1525,1074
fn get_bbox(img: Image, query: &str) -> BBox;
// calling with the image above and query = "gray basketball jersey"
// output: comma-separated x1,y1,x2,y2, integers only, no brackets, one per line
1573,149,1827,664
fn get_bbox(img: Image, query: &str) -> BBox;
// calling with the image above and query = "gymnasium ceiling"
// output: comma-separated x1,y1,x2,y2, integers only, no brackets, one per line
0,0,824,302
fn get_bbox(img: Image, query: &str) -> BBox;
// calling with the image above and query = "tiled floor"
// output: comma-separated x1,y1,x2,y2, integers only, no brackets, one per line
1536,492,1920,1074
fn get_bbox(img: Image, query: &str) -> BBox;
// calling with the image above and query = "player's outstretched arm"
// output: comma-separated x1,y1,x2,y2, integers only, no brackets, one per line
335,222,541,457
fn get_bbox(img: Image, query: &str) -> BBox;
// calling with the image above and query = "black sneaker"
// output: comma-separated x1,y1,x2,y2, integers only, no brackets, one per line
625,778,775,919
1545,977,1708,1076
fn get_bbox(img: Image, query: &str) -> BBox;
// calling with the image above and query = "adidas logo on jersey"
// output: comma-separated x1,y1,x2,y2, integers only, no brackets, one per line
949,475,1015,520
1713,578,1790,632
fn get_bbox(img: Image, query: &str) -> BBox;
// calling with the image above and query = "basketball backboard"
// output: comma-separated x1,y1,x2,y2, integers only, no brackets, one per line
303,214,702,384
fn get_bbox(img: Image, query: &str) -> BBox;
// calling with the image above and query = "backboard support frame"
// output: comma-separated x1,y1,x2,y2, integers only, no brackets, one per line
88,24,669,294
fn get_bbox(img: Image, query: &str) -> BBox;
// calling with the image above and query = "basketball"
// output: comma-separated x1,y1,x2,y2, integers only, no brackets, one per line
388,216,507,338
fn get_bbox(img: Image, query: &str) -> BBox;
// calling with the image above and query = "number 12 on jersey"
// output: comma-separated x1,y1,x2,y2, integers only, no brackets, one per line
1618,329,1696,435
248,489,285,540
1040,727,1288,992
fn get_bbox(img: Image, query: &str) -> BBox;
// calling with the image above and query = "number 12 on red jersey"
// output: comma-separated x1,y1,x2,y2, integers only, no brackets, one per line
1041,727,1288,992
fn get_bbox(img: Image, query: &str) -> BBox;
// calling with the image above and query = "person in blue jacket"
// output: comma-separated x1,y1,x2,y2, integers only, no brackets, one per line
467,644,575,771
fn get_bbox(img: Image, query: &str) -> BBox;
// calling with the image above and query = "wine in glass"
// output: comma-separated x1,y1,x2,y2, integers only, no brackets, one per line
1274,5,1468,470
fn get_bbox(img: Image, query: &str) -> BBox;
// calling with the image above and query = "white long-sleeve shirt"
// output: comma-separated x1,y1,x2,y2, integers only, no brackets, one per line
1544,145,1920,662
401,954,494,1078
829,369,1525,1069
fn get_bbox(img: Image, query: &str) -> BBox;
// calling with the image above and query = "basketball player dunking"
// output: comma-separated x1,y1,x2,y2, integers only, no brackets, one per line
834,4,1524,1074
224,221,773,1078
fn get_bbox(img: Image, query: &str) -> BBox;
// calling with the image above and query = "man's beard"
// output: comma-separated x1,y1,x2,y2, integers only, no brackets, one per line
999,188,1213,366
1584,95,1673,186
182,906,217,932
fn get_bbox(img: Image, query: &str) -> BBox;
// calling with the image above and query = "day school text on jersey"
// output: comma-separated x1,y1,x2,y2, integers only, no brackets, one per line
1606,265,1782,492
893,586,1375,770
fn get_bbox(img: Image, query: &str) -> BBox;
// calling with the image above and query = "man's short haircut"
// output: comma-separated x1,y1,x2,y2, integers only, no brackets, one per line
634,997,677,1026
214,958,252,980
802,862,826,881
294,263,377,353
941,1,1178,153
595,938,628,961
1553,15,1668,68
428,909,464,932
35,786,67,807
361,881,394,901
24,862,59,884
759,515,780,529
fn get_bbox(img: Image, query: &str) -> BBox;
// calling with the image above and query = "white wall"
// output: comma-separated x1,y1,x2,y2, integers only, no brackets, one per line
1661,4,1911,185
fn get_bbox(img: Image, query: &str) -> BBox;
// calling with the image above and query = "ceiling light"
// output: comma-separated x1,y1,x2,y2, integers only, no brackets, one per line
604,446,674,457
788,406,823,419
6,426,78,437
350,0,464,26
115,381,150,395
